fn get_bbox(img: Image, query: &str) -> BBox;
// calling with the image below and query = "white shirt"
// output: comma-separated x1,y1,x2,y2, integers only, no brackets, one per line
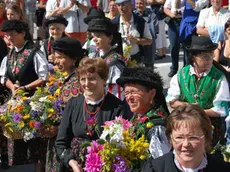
59,0,91,33
193,0,209,12
197,7,230,43
164,0,185,14
166,65,230,117
119,15,152,55
46,0,59,18
0,46,49,84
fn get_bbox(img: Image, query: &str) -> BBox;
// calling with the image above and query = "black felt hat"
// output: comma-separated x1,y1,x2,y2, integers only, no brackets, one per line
84,8,105,24
45,15,68,27
52,37,83,60
88,18,114,33
116,67,163,91
184,35,218,52
1,20,29,32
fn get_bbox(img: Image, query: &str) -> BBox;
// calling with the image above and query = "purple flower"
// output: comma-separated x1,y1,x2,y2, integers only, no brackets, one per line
112,156,128,172
34,122,41,130
13,113,22,123
31,111,39,118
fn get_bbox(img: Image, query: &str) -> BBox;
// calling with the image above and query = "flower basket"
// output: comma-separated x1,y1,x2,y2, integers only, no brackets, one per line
2,125,23,140
38,125,59,138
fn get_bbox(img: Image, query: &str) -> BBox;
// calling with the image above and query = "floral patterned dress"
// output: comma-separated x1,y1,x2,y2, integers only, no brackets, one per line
45,72,82,172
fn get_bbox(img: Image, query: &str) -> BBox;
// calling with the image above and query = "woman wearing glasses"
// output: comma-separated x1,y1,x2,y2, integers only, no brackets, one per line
142,104,230,172
116,67,171,159
167,35,230,146
55,57,131,172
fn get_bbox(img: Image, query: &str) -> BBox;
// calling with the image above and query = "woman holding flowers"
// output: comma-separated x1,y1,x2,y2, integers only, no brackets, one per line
142,104,230,172
116,67,171,159
0,20,49,172
55,57,131,172
44,36,84,172
87,18,126,100
41,15,68,64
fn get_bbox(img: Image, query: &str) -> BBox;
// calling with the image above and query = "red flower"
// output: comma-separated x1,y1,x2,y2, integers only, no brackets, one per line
15,67,20,73
157,110,165,118
140,115,148,123
18,57,24,63
23,50,29,56
64,90,70,95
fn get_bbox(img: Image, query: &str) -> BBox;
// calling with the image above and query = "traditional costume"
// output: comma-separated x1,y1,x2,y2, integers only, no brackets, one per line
117,67,171,159
88,18,126,99
167,36,230,145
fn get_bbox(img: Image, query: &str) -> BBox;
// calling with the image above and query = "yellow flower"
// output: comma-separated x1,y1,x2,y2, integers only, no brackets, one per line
47,95,55,101
18,121,25,128
143,142,149,148
21,97,28,101
140,155,146,160
48,108,54,113
5,122,11,127
23,115,30,120
146,122,153,128
62,72,68,77
55,88,61,97
212,125,215,130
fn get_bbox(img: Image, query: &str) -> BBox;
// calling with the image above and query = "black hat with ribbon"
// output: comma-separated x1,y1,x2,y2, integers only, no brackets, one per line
87,18,115,33
84,8,105,24
116,67,163,92
184,35,217,52
45,15,68,27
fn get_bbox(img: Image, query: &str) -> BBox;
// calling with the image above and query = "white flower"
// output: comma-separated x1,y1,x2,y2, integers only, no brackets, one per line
30,102,44,112
226,145,230,153
23,132,35,141
39,96,51,103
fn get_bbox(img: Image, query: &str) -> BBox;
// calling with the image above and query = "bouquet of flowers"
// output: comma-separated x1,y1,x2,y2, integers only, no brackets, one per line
84,116,150,172
211,143,230,162
0,66,66,141
123,45,136,67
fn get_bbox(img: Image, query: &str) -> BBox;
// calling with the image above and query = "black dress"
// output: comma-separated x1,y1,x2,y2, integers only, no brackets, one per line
55,93,131,171
141,152,230,172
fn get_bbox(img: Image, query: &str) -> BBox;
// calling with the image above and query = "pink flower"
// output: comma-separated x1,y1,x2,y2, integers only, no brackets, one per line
23,50,29,56
85,141,103,172
18,57,24,63
115,116,132,130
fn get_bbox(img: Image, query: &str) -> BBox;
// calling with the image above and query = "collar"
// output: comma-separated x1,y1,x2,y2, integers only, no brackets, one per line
173,150,207,172
120,14,134,24
84,89,108,105
14,41,29,52
210,6,225,16
189,65,211,77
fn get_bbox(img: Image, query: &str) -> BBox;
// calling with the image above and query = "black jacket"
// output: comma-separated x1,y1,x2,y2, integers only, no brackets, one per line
142,152,230,172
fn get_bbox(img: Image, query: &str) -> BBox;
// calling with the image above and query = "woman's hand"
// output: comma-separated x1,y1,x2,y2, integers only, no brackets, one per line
69,160,82,172
11,84,20,94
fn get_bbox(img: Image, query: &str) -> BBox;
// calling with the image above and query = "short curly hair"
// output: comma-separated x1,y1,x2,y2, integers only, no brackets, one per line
77,57,109,81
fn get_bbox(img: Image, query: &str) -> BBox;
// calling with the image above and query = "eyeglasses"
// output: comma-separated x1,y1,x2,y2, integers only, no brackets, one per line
80,76,99,83
123,89,142,97
171,135,204,144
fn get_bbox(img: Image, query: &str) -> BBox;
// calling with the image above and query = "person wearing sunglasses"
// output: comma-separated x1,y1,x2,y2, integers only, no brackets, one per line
142,104,230,172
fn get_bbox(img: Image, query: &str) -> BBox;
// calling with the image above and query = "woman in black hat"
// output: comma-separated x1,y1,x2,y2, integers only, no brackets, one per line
167,35,230,146
41,15,68,63
116,67,171,160
0,20,49,171
88,18,127,100
44,37,84,172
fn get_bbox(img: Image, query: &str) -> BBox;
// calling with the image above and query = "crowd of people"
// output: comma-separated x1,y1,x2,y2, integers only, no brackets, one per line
0,0,230,172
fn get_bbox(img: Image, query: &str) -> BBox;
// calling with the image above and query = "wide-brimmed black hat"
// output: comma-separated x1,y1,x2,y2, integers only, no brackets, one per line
1,20,29,32
52,37,83,60
184,35,218,51
88,18,115,33
45,15,68,27
116,67,163,91
84,8,105,24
